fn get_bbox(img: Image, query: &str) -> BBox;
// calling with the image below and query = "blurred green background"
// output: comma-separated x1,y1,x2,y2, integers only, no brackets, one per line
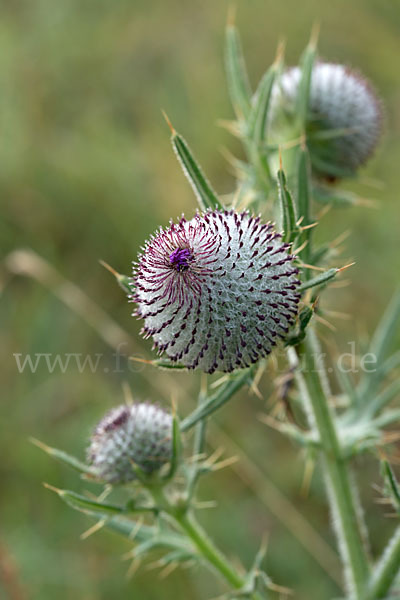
1,0,400,598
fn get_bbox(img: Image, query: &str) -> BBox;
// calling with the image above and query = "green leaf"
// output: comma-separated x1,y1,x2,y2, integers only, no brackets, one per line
45,485,127,515
296,30,318,130
164,413,181,480
277,168,298,243
31,438,95,475
248,56,280,144
367,287,400,366
225,23,252,120
383,461,400,511
169,127,223,212
180,366,255,432
298,268,337,292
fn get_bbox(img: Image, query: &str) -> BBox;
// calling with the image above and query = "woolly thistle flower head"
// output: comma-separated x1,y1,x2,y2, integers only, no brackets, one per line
87,403,172,483
270,62,382,178
133,210,300,374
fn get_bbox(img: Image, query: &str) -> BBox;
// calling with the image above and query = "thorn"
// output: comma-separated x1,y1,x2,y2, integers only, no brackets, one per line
274,38,286,66
279,147,283,171
161,110,176,135
227,5,236,26
323,309,351,321
309,21,320,49
159,561,179,579
171,394,177,418
300,458,315,499
205,447,225,467
316,204,331,220
293,239,308,254
330,230,351,249
126,557,141,580
80,519,106,540
315,315,336,332
42,482,62,494
299,262,325,272
128,355,153,365
301,222,318,232
211,455,240,471
96,485,113,503
337,261,356,273
122,381,134,405
99,259,119,277
296,215,305,227
30,437,52,453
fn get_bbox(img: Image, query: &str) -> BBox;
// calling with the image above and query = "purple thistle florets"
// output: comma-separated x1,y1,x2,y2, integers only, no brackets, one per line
87,403,172,484
133,210,300,374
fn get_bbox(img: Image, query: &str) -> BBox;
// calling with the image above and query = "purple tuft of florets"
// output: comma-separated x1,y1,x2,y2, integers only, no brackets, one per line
133,210,300,374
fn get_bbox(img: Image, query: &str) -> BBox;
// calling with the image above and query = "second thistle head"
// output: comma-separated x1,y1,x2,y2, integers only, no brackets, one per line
87,403,173,484
133,210,300,373
270,62,382,179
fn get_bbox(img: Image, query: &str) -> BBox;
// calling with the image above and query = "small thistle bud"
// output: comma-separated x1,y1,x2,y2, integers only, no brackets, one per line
87,403,172,483
270,62,382,178
133,210,300,373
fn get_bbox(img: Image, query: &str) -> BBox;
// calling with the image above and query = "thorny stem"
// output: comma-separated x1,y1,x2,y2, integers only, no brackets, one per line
150,487,265,599
288,330,370,599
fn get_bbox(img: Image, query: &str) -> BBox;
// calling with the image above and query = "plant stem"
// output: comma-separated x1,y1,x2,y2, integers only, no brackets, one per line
366,526,400,599
176,511,264,600
151,487,264,599
288,330,370,598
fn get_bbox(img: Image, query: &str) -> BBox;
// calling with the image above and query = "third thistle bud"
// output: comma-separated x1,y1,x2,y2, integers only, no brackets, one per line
270,62,382,179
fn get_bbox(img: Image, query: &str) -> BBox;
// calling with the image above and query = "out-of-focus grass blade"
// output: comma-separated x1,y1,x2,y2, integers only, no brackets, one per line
31,438,95,475
277,168,298,243
296,26,318,130
225,22,252,120
298,268,337,292
166,118,223,212
44,484,127,515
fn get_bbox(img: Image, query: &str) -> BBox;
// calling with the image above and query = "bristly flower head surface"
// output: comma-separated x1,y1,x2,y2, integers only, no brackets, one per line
270,62,382,178
87,403,172,483
134,210,300,373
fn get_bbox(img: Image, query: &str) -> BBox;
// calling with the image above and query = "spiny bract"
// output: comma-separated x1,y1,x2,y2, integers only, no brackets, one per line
270,62,382,178
133,210,300,373
87,403,172,483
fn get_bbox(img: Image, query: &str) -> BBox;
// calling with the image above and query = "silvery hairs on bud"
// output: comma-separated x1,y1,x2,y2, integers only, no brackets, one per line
270,62,382,177
87,403,172,483
133,210,300,373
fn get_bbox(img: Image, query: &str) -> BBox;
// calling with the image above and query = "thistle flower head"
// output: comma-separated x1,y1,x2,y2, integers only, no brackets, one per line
87,403,172,483
133,210,300,373
270,62,382,178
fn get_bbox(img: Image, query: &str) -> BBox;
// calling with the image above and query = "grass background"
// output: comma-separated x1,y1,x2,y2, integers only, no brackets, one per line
1,0,400,598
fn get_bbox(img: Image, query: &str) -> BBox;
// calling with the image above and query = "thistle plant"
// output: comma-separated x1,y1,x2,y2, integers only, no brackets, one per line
36,16,400,600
